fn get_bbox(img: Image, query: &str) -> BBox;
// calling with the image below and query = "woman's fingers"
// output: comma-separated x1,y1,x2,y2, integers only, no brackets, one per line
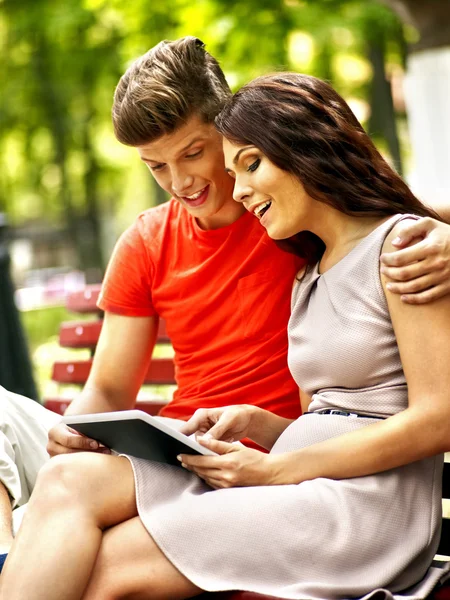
179,409,214,436
202,415,240,441
180,407,249,442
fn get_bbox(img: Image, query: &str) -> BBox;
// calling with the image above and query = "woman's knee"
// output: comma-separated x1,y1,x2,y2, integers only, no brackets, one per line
33,454,103,511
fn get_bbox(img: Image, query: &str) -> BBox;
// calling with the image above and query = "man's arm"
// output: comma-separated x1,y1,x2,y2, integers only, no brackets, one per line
380,215,450,303
427,201,450,224
47,312,159,456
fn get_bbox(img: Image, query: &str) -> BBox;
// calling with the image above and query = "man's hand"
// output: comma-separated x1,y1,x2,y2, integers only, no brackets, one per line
179,438,277,488
180,405,256,443
380,217,450,304
47,423,111,457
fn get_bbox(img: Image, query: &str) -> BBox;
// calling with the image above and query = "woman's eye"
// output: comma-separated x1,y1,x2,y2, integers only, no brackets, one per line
150,164,165,172
247,158,260,172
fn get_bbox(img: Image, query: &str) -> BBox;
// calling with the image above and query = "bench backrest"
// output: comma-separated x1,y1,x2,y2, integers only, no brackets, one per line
439,460,450,557
44,284,173,416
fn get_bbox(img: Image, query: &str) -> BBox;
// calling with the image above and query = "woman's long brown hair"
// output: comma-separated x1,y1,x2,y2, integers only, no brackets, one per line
215,73,440,264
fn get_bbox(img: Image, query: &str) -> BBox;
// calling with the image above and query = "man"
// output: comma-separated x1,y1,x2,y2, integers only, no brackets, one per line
1,37,449,559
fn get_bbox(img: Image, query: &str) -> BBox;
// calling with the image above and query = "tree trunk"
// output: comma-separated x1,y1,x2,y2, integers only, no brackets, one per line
0,215,38,400
79,79,105,276
379,0,450,207
367,34,403,174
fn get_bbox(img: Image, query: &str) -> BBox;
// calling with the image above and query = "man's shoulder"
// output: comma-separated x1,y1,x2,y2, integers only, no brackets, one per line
137,198,180,225
131,199,186,240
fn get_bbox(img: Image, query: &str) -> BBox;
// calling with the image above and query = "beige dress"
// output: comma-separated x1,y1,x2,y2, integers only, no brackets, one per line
125,214,450,599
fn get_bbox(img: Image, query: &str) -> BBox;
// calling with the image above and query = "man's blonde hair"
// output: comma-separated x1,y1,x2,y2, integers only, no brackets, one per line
112,37,231,146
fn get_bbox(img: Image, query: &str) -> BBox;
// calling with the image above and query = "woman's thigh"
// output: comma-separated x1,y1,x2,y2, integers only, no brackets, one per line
84,516,203,600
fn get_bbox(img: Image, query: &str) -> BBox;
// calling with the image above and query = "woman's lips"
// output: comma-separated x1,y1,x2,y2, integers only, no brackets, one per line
182,185,209,208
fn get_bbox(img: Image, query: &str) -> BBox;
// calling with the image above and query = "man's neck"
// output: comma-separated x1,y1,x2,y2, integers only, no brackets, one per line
196,201,247,230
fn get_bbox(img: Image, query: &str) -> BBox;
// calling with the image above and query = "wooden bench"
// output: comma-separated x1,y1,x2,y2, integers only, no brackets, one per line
45,285,450,599
44,285,172,416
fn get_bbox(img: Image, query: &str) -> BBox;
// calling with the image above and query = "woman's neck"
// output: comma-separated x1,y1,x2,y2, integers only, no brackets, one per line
309,207,388,274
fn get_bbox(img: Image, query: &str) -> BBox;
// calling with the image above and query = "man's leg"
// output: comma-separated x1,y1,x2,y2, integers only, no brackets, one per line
0,483,13,568
0,386,61,535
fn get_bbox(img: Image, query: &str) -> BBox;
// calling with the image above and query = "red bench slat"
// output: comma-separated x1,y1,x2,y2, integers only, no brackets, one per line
44,398,168,417
59,321,102,348
66,285,102,313
52,358,175,385
59,319,170,348
434,585,450,599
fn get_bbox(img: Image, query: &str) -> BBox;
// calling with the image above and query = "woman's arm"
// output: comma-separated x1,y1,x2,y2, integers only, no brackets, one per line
182,224,450,487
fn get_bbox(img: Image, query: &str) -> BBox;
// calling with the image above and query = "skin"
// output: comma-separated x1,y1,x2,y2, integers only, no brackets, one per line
137,114,242,231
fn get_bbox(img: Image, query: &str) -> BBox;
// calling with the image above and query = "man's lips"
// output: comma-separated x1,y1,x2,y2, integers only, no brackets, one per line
181,186,209,208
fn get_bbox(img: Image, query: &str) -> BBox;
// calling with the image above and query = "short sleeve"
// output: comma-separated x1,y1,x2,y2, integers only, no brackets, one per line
97,220,157,317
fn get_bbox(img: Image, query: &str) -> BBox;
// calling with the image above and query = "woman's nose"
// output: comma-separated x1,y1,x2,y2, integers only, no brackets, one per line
232,179,253,203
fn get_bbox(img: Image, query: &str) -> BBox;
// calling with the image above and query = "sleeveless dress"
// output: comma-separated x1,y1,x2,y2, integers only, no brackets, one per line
124,214,450,599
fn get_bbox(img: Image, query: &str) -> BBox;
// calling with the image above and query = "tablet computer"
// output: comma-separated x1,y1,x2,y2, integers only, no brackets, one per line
62,410,217,466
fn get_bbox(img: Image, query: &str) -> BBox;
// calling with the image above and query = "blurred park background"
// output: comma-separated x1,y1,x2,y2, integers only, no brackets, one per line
0,0,449,402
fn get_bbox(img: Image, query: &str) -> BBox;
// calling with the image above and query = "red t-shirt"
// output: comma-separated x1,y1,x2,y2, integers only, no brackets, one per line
98,199,305,421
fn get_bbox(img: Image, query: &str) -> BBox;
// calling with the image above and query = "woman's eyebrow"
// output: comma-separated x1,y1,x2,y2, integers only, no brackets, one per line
232,146,254,165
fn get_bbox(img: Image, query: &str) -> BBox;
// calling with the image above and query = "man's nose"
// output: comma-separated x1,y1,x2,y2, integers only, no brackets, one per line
171,170,194,196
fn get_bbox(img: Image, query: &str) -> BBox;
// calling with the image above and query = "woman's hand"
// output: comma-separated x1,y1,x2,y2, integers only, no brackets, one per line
179,438,278,488
380,217,450,303
179,405,257,443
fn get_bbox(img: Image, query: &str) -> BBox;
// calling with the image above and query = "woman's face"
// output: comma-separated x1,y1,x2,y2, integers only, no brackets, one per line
223,138,315,239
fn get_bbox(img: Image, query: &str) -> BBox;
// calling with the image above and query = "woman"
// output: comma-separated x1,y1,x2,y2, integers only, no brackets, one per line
1,74,450,600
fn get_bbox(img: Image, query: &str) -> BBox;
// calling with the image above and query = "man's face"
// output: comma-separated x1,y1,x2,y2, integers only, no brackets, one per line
136,115,243,229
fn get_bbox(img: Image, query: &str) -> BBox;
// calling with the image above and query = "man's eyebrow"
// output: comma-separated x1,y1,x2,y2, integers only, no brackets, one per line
179,137,204,153
140,137,205,164
224,146,254,172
